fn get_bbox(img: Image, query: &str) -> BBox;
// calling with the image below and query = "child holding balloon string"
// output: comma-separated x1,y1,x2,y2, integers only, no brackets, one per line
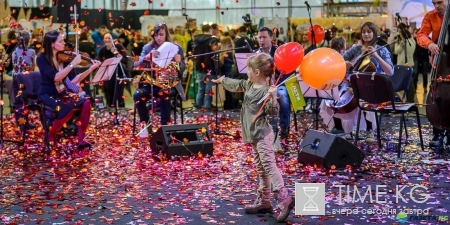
212,53,295,223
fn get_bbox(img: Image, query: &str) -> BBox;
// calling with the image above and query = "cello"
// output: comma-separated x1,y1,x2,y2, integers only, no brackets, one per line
426,1,450,130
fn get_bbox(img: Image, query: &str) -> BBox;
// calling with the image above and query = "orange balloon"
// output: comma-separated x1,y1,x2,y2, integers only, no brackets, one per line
274,42,304,74
307,25,325,44
300,48,346,90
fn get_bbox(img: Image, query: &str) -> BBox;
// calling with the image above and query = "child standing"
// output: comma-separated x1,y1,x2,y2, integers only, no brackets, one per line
212,53,295,222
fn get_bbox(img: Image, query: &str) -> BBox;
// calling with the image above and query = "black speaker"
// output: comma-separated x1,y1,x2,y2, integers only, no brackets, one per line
56,0,81,23
298,130,365,169
150,123,213,158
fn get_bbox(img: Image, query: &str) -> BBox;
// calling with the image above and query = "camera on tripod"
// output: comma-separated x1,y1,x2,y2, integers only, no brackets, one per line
242,14,252,26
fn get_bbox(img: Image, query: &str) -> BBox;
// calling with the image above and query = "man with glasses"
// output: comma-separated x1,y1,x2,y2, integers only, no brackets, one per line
416,0,448,148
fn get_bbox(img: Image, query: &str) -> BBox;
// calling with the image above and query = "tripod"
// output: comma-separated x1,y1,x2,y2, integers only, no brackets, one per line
189,44,250,136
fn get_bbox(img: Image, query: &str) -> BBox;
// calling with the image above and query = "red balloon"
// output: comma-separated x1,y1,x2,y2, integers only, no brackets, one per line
274,42,304,74
307,25,325,44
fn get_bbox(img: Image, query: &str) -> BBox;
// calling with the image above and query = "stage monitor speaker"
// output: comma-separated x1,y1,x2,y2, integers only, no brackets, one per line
298,130,365,169
56,0,81,24
150,123,213,158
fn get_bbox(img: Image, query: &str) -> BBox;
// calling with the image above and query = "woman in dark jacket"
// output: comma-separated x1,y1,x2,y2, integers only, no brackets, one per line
97,32,128,107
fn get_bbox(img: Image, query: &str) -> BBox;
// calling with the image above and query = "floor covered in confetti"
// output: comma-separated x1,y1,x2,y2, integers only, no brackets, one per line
0,108,449,225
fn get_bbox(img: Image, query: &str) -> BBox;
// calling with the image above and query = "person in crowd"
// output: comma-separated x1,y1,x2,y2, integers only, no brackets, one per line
36,30,101,149
131,31,145,78
234,26,254,54
133,22,186,131
97,32,128,108
394,23,416,103
219,36,238,110
10,30,36,120
416,0,448,148
412,28,429,93
211,23,222,40
2,30,18,111
193,24,219,111
91,25,118,53
212,53,295,223
79,32,96,59
29,28,44,55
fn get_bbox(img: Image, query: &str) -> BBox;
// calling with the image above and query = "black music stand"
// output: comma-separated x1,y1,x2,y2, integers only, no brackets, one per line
91,57,122,126
297,79,339,140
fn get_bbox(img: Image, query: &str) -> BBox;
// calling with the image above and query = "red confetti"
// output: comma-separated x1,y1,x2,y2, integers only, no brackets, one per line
221,11,224,15
160,3,164,7
235,0,239,2
84,11,89,15
39,5,44,10
148,0,152,3
94,18,98,22
98,8,102,12
276,2,280,5
144,10,150,15
130,2,136,6
216,6,220,10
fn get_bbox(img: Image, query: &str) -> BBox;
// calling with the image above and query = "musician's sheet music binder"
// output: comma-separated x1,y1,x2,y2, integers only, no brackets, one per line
298,78,339,100
91,57,122,83
235,53,256,73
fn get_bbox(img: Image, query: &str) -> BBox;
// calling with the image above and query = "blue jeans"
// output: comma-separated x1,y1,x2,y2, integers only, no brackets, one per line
195,72,215,109
133,85,172,125
277,85,290,128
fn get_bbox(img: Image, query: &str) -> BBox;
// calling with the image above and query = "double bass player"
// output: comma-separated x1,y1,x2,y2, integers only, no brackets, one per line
416,0,448,148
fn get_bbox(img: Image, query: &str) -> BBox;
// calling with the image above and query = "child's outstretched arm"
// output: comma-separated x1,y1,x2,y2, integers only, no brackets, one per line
212,75,249,92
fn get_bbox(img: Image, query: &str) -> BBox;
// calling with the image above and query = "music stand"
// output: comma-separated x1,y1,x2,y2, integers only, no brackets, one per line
91,57,122,126
235,53,256,74
298,79,339,135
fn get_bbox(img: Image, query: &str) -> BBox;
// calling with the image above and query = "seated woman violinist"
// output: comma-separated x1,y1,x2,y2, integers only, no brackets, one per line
36,30,101,150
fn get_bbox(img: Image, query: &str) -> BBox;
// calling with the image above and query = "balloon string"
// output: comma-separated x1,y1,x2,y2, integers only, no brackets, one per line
251,74,284,124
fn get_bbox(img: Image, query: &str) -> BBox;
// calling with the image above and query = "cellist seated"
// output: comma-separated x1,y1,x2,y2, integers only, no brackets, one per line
319,22,394,142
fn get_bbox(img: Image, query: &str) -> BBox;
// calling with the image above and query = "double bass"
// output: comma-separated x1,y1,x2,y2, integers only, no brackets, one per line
426,2,450,130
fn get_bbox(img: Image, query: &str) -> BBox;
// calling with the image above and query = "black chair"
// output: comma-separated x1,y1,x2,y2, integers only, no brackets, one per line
13,72,51,148
379,65,414,138
350,72,424,158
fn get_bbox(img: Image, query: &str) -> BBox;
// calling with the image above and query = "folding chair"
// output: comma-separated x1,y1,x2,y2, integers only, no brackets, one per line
14,72,51,148
350,72,424,158
379,65,414,138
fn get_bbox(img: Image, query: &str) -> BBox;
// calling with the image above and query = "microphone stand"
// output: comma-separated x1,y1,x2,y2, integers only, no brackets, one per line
188,46,248,136
110,37,129,126
306,3,317,50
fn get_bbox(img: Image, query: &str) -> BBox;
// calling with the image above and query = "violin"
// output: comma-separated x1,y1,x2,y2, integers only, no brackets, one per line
57,51,93,67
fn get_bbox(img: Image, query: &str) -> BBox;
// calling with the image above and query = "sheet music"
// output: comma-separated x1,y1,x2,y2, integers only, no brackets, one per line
153,42,179,68
298,78,340,100
235,53,256,73
92,57,122,83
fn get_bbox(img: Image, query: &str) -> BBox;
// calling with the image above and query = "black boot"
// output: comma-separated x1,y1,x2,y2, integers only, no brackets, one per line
429,134,443,148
